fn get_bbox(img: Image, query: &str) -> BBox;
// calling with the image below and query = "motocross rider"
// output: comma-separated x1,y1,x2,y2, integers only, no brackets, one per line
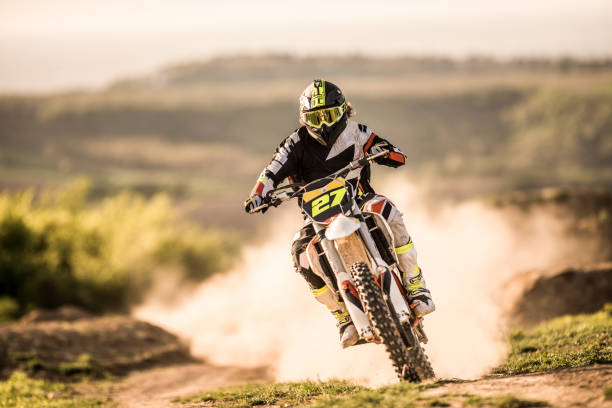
244,79,435,348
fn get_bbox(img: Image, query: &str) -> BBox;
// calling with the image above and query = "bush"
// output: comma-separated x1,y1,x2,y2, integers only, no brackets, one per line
0,296,19,322
0,179,237,318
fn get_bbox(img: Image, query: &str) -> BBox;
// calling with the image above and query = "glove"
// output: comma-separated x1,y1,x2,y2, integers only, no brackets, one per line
244,194,266,214
370,142,390,156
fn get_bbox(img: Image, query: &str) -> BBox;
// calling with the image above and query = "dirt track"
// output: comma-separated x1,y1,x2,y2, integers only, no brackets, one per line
107,363,270,408
80,363,611,407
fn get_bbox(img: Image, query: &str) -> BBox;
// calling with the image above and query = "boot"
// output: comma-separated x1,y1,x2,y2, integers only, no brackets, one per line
312,285,359,348
333,310,360,348
395,239,435,317
404,266,435,317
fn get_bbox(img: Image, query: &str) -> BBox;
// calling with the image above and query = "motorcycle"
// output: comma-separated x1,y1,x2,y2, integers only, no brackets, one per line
250,150,435,382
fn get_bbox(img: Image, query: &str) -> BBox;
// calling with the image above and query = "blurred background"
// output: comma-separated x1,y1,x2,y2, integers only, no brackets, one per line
1,0,611,387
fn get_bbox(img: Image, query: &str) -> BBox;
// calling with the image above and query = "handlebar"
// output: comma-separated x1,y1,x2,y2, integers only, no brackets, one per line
248,150,389,214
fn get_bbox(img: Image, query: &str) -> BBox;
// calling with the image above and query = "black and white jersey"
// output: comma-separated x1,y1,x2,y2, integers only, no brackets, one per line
250,120,405,200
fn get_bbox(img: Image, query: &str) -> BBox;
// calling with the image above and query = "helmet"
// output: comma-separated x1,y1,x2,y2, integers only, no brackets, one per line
299,79,348,146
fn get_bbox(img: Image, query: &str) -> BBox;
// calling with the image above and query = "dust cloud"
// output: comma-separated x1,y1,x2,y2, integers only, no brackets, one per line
135,177,577,384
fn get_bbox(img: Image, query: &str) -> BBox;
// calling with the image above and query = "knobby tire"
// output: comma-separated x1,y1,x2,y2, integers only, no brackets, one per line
350,261,434,382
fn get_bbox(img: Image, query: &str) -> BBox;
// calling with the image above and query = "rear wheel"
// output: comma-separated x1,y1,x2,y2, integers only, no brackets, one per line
350,261,418,381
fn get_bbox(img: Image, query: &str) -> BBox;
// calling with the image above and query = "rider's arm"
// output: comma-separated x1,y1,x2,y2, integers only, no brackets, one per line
360,125,406,168
249,131,301,197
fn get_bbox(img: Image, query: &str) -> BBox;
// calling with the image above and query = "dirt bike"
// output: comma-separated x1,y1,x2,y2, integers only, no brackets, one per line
250,150,435,382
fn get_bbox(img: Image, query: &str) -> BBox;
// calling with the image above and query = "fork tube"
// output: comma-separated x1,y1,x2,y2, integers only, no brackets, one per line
357,218,387,272
351,204,387,271
313,223,346,276
314,224,374,341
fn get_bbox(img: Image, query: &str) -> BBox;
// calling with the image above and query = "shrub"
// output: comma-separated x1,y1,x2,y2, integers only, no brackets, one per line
0,179,237,318
0,296,19,322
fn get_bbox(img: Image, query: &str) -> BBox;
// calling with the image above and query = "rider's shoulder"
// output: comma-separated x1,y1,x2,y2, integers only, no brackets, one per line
280,127,306,146
343,120,373,145
347,120,371,135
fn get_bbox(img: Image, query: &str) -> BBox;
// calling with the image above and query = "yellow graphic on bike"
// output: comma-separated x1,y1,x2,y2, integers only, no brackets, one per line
301,177,353,223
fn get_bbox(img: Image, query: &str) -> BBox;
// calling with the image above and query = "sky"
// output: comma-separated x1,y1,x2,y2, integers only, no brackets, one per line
0,0,611,93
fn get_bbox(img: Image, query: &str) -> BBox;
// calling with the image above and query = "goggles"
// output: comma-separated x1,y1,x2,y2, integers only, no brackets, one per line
301,102,346,128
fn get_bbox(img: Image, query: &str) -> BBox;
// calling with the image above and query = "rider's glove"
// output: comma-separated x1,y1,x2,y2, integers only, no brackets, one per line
370,142,390,156
244,194,266,214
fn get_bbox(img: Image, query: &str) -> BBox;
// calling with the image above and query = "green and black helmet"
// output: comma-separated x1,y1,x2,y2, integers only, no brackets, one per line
299,79,348,146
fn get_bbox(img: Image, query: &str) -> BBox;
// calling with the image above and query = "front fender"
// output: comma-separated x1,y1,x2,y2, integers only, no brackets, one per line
325,214,361,240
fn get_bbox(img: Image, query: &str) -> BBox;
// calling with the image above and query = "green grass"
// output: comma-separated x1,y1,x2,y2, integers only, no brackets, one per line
306,381,430,408
174,380,365,407
0,371,110,408
175,380,548,408
307,382,548,408
493,306,612,375
463,394,548,407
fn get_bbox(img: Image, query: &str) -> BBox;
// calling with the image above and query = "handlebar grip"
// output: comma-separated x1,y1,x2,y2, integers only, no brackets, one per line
358,157,370,166
349,151,388,170
268,197,282,207
349,158,366,170
250,196,284,213
249,204,269,214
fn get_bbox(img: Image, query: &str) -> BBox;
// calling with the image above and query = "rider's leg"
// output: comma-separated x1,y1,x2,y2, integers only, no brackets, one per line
291,224,359,348
361,196,435,317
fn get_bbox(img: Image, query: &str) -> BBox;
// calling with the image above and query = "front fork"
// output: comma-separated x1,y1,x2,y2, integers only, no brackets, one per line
315,228,376,341
312,215,419,344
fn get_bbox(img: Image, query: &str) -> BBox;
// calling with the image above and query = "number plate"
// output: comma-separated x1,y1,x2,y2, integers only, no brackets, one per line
301,177,353,223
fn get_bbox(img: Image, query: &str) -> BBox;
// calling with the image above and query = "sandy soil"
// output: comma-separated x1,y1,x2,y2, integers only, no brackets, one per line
75,362,270,408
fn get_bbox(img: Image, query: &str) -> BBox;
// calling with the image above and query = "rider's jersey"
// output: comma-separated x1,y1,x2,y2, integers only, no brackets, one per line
250,119,405,201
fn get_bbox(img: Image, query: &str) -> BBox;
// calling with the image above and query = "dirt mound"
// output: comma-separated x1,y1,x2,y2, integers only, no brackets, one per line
0,312,194,380
491,187,612,262
507,262,612,326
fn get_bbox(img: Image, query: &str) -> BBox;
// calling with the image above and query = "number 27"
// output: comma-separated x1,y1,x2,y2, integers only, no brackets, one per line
312,188,346,217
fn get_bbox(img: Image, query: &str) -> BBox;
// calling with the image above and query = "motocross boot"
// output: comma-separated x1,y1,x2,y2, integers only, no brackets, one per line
312,285,359,348
404,266,435,317
334,310,359,348
396,240,435,317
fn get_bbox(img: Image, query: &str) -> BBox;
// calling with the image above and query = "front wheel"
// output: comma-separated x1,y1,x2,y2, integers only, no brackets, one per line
350,261,419,381
405,342,435,381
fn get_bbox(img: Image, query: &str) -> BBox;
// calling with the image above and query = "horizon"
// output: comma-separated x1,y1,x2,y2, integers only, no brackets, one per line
2,52,612,97
1,0,611,93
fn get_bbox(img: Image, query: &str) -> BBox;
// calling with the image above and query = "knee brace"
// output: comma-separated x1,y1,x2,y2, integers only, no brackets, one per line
291,224,326,290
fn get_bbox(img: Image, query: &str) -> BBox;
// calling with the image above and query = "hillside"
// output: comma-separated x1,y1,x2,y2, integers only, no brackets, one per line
1,55,612,231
